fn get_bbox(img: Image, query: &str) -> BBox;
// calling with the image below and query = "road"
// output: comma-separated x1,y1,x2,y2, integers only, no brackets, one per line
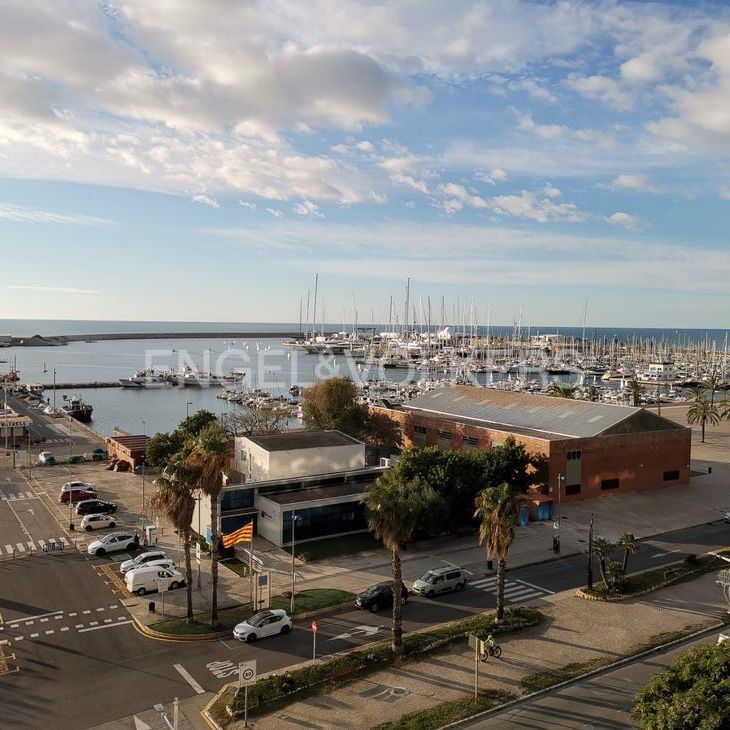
460,630,721,728
1,460,729,729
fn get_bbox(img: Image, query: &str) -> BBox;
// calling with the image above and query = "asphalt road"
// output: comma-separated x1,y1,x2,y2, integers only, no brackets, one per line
460,630,721,728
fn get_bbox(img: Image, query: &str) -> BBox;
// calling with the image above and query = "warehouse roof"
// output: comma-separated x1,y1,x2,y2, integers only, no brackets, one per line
246,430,363,452
402,386,672,439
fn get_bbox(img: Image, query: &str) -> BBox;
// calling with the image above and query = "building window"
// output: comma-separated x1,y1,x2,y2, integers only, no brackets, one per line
413,424,428,446
282,502,368,544
436,430,452,449
414,425,427,434
566,450,582,461
663,470,680,481
601,478,620,491
463,436,479,450
565,484,581,495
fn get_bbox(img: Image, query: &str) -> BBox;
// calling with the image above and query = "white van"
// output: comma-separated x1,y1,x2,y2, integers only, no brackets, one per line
125,566,186,596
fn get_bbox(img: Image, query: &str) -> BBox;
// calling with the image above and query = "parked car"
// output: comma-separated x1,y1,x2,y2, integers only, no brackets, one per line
232,609,292,643
76,499,117,516
87,531,139,556
355,581,409,613
59,489,97,504
38,451,55,465
81,513,117,531
411,567,467,597
61,481,97,492
125,566,185,596
90,447,107,461
119,551,171,574
724,511,730,524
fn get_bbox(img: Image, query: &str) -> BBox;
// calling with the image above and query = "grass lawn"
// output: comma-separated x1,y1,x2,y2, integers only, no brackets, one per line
284,532,382,561
150,588,354,636
220,557,250,577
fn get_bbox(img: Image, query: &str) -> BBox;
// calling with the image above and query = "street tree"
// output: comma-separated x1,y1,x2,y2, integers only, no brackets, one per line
686,387,720,443
632,643,730,729
592,536,614,587
618,532,638,575
185,423,229,626
627,379,644,408
301,376,369,438
220,402,290,436
365,471,438,656
145,409,218,470
473,483,527,622
546,382,577,399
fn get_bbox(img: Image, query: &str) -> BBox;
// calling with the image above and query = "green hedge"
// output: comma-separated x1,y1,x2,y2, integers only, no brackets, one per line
226,606,542,720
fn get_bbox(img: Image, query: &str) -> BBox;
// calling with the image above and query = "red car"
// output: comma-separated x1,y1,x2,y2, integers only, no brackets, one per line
59,488,97,504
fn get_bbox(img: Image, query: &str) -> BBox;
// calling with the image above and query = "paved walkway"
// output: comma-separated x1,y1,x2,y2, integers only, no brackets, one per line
242,570,727,729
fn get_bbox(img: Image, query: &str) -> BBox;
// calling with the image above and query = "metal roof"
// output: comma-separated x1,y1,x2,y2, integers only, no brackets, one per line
246,430,363,452
402,386,640,439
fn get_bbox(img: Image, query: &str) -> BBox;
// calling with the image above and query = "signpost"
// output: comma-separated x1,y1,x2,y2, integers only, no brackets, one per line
468,634,486,703
238,659,257,728
157,580,168,620
311,620,318,661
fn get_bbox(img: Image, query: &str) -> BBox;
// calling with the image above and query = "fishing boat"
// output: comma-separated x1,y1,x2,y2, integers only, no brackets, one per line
61,395,93,422
119,369,175,388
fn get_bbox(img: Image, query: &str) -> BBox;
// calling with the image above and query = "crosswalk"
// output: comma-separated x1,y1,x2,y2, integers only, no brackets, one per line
2,537,70,555
469,575,554,604
0,491,38,501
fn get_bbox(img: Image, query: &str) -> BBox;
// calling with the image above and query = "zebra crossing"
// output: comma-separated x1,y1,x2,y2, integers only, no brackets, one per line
0,490,38,501
3,537,70,555
469,575,554,603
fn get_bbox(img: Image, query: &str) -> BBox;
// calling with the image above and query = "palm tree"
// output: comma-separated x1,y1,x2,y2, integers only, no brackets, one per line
150,454,196,622
686,387,720,443
702,373,723,407
473,483,527,622
722,392,730,422
185,423,229,625
592,536,614,587
617,532,638,576
547,382,577,399
627,378,644,407
365,472,433,657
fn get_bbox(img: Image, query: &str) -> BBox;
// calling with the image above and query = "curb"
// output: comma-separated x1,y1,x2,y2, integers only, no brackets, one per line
439,621,729,729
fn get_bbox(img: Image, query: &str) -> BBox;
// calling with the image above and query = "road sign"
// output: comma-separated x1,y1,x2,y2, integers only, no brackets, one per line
238,659,257,687
468,633,486,655
195,542,201,562
311,620,317,633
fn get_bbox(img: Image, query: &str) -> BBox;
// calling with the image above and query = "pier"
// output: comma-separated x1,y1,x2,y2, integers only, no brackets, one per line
37,381,122,389
9,331,308,346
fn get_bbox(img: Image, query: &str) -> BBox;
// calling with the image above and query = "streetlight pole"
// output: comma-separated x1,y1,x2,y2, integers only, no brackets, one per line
3,383,8,451
52,369,57,412
141,420,146,535
553,473,564,553
587,513,594,590
290,512,298,615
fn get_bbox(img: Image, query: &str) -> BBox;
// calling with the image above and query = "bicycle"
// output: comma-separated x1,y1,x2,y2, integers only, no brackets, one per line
478,643,502,661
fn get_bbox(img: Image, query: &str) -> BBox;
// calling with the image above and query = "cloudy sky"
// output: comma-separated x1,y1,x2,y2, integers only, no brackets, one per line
1,0,729,328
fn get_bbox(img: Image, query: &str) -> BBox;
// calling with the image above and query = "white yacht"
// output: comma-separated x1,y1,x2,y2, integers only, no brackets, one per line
120,369,174,388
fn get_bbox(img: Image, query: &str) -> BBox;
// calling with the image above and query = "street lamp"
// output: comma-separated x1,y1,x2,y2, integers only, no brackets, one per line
553,473,564,553
290,512,299,615
52,368,57,412
186,401,194,418
141,420,147,534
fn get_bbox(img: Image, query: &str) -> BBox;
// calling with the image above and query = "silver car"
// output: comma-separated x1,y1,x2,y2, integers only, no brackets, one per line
411,567,467,597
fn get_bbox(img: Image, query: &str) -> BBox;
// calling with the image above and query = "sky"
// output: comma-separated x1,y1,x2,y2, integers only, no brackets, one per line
0,0,729,329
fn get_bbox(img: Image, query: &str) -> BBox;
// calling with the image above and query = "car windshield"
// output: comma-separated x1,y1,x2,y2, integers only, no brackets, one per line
420,572,438,584
364,583,390,596
247,612,273,627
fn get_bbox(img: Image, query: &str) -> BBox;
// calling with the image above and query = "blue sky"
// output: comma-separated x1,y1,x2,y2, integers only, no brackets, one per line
0,0,729,328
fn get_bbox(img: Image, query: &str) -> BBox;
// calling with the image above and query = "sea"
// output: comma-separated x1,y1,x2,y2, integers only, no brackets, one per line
1,320,726,438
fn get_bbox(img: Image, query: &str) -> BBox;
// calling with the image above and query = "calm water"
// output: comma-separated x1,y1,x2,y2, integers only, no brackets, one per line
1,319,725,437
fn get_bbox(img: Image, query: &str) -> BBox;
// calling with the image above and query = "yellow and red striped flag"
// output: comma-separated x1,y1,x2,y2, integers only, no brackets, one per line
222,521,253,548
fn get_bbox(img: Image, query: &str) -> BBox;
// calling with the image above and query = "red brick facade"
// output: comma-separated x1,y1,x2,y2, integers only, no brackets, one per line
373,405,691,503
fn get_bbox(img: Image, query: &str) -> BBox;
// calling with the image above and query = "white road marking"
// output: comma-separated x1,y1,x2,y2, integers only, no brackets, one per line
26,541,35,551
173,663,205,694
25,492,35,499
16,543,25,552
75,624,84,629
89,621,99,627
651,549,681,559
45,630,54,635
109,605,118,609
510,578,556,594
329,625,382,641
5,610,63,625
68,612,77,617
29,633,39,638
96,607,105,612
37,540,46,550
0,640,8,646
40,618,49,623
60,627,69,632
117,616,126,621
82,610,91,615
78,620,133,634
14,636,23,642
4,545,12,554
103,619,113,624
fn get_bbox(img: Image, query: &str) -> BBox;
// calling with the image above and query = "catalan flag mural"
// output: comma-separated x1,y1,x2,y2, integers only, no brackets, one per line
222,521,254,548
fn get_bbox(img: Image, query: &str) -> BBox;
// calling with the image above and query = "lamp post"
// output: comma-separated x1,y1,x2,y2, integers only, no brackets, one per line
3,382,7,451
186,401,194,419
289,512,299,615
141,420,146,534
587,513,594,590
553,473,564,553
52,368,57,412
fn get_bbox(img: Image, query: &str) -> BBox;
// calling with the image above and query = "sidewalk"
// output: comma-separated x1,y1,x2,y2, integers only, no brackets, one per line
241,570,727,729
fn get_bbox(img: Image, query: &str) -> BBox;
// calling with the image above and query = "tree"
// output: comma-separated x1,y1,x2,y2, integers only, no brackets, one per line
586,386,600,402
301,376,369,438
145,409,218,470
722,392,730,422
592,536,613,587
185,423,229,625
686,387,720,443
473,483,527,622
702,372,723,407
547,382,576,399
632,643,730,729
627,378,644,408
365,410,402,457
365,472,436,656
149,453,196,622
220,403,290,437
618,532,638,575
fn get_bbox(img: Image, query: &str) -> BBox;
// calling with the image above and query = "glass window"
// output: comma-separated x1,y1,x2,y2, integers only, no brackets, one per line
221,487,255,511
283,501,369,544
413,425,427,434
601,478,619,490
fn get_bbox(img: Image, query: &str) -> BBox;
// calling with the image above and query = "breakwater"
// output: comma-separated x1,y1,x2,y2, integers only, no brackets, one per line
10,331,306,347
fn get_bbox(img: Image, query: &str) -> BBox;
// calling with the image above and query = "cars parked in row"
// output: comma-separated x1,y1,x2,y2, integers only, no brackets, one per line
87,531,139,556
61,481,97,493
355,581,409,613
233,609,292,642
411,567,467,597
76,499,117,516
120,551,171,574
60,488,97,504
81,514,117,531
125,566,185,596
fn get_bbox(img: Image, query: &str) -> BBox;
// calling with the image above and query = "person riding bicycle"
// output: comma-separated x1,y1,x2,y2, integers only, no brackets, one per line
486,633,497,654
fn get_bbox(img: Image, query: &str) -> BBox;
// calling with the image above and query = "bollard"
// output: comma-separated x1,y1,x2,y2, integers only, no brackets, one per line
709,467,712,474
149,601,156,613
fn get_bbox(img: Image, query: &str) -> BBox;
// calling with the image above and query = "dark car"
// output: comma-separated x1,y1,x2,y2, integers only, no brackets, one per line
76,499,118,516
59,489,97,504
355,581,409,613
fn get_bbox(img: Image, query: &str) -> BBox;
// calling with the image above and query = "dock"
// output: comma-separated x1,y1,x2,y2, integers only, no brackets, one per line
36,381,123,389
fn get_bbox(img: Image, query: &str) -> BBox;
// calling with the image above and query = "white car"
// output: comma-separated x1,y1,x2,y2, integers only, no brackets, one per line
120,550,171,574
233,609,292,643
125,566,186,596
81,513,117,531
38,451,54,464
87,531,139,556
61,481,97,493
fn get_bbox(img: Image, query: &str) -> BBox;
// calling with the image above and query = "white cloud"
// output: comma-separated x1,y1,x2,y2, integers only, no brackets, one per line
6,285,101,295
239,200,257,210
0,202,109,225
543,184,561,199
265,207,284,217
192,194,220,208
293,200,324,218
477,168,508,185
605,211,641,229
567,74,634,110
608,174,659,193
490,190,586,223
